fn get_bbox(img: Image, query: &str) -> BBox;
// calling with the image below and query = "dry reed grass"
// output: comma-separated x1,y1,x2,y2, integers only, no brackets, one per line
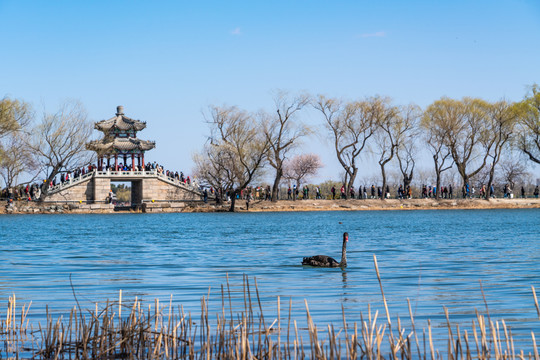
1,256,539,359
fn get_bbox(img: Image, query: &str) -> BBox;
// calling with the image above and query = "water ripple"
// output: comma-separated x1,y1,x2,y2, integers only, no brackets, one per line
0,209,539,350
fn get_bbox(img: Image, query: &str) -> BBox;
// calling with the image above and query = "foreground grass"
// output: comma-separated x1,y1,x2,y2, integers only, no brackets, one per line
1,256,539,359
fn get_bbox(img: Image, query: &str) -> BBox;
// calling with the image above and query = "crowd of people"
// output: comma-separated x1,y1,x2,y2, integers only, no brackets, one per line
3,165,540,204
96,161,194,186
209,182,540,202
1,183,42,202
287,185,323,200
208,186,273,203
2,160,197,203
151,162,194,187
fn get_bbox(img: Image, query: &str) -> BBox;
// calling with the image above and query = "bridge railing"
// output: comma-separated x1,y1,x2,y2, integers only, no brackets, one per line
48,171,94,192
97,170,200,190
49,169,201,194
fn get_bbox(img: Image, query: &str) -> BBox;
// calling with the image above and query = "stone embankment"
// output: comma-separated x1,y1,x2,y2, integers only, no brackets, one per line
196,198,540,212
2,198,539,214
3,202,115,214
253,198,540,211
1,201,198,214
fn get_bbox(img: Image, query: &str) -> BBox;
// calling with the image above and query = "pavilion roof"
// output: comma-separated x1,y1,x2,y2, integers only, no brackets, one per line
95,106,147,132
86,137,156,153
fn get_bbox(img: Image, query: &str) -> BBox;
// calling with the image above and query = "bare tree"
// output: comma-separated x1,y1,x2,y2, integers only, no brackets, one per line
444,168,460,187
0,97,35,191
421,107,454,199
482,100,519,200
193,144,232,199
498,153,530,189
313,95,378,198
386,169,402,188
27,101,94,201
0,97,32,140
193,105,269,212
415,168,433,189
263,91,310,202
374,101,419,200
283,153,322,188
396,127,419,190
0,133,37,190
424,97,492,188
517,85,540,164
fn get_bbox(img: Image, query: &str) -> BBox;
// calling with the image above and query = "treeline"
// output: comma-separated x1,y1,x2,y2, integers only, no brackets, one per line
0,99,92,201
1,87,539,210
193,88,540,211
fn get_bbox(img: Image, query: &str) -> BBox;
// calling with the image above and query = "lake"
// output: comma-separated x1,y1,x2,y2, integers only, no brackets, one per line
1,209,539,354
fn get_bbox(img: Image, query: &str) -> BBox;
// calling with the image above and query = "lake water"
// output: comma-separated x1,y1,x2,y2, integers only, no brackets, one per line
1,209,539,353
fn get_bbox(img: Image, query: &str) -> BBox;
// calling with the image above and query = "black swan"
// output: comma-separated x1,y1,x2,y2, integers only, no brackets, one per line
302,232,348,268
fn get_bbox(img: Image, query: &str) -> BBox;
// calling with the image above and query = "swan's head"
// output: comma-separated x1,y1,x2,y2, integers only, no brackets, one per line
343,232,349,242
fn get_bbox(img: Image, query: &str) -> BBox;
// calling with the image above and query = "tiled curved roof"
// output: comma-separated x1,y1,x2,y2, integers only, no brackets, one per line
95,115,147,132
87,138,156,153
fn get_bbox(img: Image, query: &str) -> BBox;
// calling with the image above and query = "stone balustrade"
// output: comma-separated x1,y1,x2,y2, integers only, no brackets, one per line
49,169,200,195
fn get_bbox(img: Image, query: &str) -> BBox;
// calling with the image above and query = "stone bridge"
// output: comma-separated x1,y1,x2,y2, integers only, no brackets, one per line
45,169,203,205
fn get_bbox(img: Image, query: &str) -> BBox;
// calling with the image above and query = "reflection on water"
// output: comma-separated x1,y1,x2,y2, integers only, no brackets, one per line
0,209,539,350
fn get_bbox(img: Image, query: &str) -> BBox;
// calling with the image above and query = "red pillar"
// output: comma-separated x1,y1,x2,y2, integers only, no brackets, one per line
115,155,118,171
107,156,110,169
142,153,145,169
131,153,135,170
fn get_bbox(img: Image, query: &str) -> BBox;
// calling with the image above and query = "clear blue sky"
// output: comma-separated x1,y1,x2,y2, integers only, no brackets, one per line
1,1,539,182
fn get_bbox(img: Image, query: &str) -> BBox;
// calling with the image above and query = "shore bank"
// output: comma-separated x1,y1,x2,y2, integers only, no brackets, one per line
2,197,540,214
219,197,540,212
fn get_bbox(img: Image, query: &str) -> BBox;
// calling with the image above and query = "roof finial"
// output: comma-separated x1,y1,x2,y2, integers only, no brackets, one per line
116,105,124,116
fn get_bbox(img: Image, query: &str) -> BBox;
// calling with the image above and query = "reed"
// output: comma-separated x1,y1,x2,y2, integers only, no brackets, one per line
1,257,539,359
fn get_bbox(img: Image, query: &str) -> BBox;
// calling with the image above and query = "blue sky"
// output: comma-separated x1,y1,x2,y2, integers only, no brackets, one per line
1,1,539,182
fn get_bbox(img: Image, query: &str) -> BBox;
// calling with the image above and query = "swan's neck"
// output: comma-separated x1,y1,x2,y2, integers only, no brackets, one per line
339,240,347,267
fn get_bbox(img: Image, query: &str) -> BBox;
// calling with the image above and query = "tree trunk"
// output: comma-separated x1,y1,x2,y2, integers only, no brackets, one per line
215,188,223,204
462,174,470,199
380,164,387,201
346,169,358,201
271,167,282,202
455,163,468,189
485,165,496,201
39,182,50,202
463,175,469,189
403,173,412,191
229,189,238,212
433,156,441,200
39,166,62,202
435,173,441,200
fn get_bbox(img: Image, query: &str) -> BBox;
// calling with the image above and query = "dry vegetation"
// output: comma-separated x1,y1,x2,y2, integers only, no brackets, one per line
1,257,539,359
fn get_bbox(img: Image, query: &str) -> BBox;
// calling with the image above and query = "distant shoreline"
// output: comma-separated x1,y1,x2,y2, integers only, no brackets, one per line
2,198,540,214
204,198,540,212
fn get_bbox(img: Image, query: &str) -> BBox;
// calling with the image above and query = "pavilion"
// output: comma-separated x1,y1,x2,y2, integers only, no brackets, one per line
86,106,156,171
45,106,201,208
